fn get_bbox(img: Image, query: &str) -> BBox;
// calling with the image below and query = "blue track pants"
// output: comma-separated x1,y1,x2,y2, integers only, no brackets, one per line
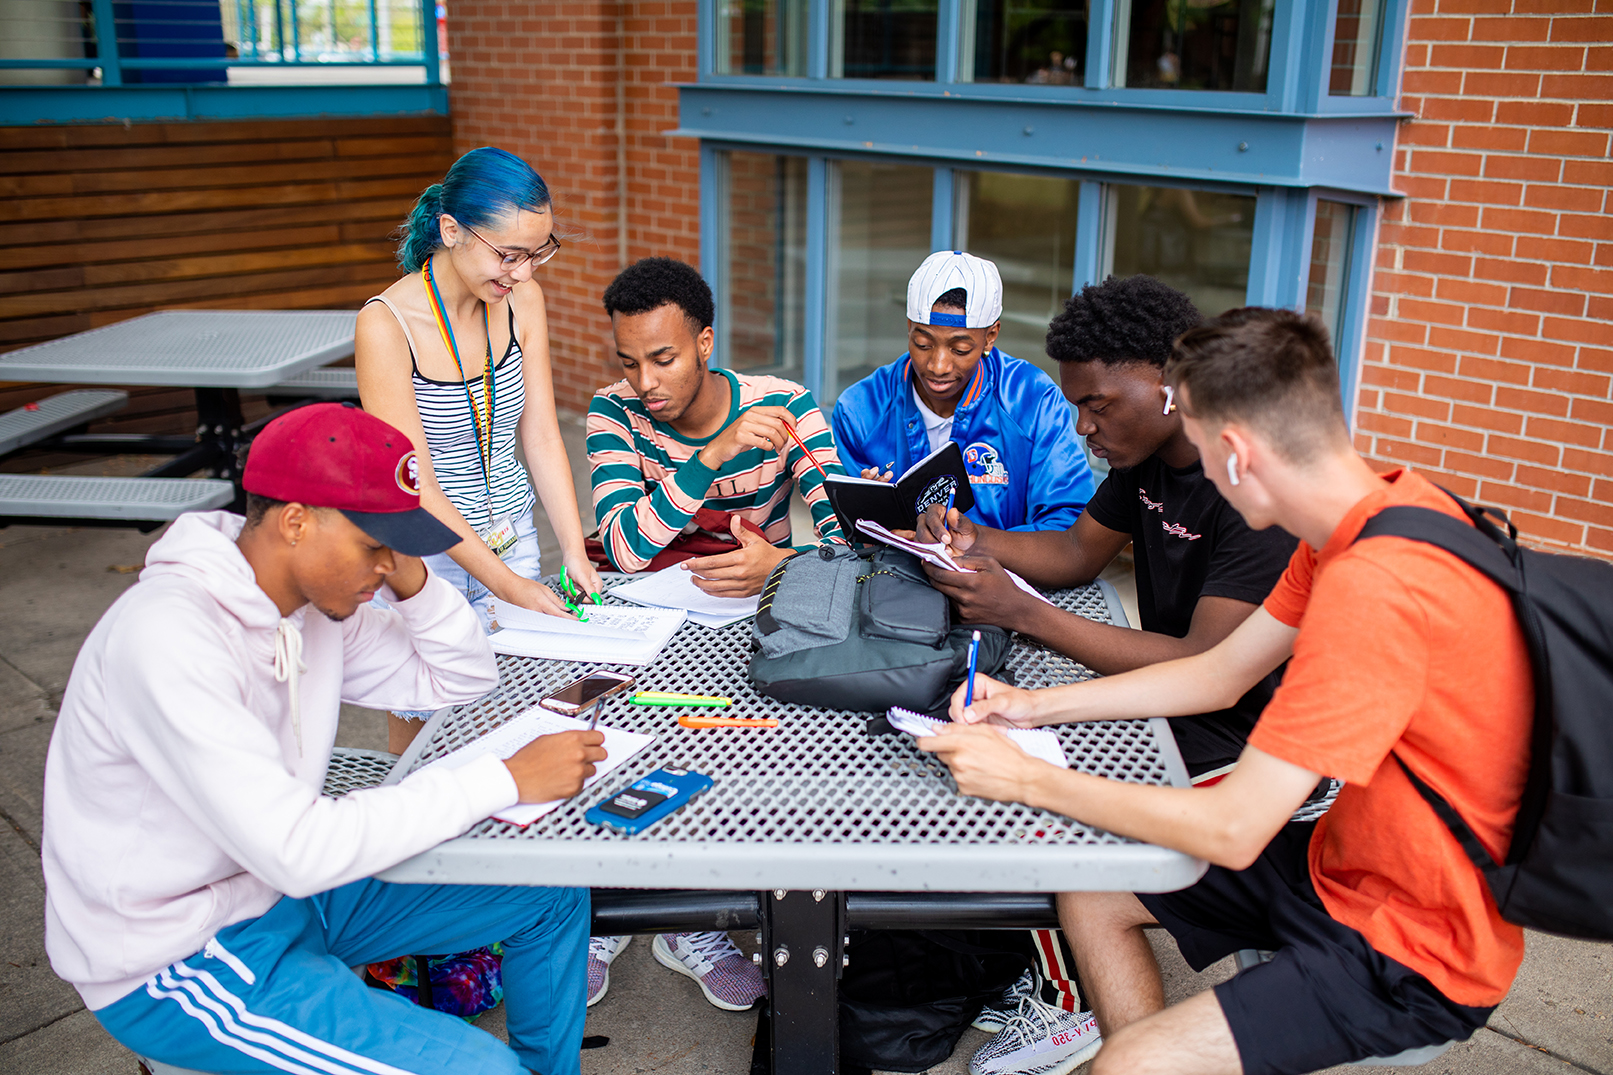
94,878,588,1075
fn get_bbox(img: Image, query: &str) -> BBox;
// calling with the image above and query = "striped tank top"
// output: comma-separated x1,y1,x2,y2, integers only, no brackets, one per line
366,296,535,532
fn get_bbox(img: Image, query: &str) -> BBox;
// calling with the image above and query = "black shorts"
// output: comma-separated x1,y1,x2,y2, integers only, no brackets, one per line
1137,822,1494,1075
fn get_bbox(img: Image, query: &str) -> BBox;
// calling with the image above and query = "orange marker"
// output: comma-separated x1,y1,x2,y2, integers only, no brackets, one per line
678,714,779,729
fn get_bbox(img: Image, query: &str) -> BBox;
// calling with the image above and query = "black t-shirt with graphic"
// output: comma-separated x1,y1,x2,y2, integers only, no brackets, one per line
1084,455,1299,775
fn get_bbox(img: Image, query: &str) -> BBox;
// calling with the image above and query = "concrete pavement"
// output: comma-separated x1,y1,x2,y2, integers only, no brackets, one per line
0,416,1607,1075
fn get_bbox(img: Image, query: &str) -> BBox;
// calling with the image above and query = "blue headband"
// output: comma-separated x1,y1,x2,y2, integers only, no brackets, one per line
927,311,968,327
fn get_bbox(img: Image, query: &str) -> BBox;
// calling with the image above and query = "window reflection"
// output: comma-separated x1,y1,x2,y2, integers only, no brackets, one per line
1117,0,1273,92
1306,200,1356,353
963,0,1088,85
830,160,935,401
1329,0,1382,96
724,153,809,383
953,170,1078,378
1107,184,1255,317
716,0,808,76
833,0,938,80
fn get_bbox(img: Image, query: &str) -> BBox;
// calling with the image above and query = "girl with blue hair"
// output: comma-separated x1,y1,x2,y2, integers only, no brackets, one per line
357,147,602,756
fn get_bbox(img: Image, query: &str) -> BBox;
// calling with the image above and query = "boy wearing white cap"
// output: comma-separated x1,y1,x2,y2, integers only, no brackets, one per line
831,250,1094,532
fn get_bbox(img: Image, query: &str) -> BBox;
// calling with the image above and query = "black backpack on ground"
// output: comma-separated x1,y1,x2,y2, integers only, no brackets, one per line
1355,492,1613,940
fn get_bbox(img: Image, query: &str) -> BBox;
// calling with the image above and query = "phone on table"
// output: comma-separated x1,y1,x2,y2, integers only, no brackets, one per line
585,766,713,834
539,671,636,716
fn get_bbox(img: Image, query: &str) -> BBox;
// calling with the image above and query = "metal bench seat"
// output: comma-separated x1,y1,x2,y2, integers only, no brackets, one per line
266,366,359,399
0,390,129,455
0,474,235,525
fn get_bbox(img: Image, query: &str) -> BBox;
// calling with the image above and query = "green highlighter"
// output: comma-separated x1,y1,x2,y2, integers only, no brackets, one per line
629,692,732,708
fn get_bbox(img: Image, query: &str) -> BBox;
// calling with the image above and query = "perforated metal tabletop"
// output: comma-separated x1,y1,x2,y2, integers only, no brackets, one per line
0,310,357,389
380,578,1205,895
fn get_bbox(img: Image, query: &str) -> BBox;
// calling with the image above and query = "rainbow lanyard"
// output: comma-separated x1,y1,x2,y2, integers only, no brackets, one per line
422,260,497,495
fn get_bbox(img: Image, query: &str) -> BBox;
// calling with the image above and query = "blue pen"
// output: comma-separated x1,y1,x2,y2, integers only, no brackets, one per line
942,485,957,538
964,629,981,708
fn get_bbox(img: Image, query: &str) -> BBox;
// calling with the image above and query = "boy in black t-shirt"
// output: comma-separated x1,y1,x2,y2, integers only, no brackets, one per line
917,277,1299,1075
919,274,1297,778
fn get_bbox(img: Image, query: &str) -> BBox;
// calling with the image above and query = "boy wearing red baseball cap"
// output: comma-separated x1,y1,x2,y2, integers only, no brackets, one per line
41,403,605,1075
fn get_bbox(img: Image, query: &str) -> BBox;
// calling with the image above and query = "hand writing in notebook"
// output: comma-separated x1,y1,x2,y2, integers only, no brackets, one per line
503,730,607,803
915,502,979,554
924,553,1052,624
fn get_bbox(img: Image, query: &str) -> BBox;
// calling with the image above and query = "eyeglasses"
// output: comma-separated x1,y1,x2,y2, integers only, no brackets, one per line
463,223,562,269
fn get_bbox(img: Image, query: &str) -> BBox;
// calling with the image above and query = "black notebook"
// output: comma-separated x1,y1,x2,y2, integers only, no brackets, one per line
824,441,976,537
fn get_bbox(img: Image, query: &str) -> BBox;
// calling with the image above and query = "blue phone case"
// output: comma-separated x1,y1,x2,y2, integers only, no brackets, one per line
585,766,713,833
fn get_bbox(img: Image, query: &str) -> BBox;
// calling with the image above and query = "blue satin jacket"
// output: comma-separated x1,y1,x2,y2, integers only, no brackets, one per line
831,347,1094,532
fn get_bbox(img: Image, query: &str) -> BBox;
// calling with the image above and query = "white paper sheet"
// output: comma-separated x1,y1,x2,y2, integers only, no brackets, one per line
886,706,1069,769
489,605,685,665
610,567,761,629
420,705,656,826
491,601,655,641
854,520,1056,608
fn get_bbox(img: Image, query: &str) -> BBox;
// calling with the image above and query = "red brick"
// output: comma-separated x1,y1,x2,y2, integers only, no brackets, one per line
1511,510,1585,546
1480,481,1557,513
1417,97,1496,122
1453,179,1528,208
1452,403,1525,433
1571,397,1613,426
1414,420,1485,451
1472,16,1551,42
1497,384,1572,416
1479,206,1559,235
1550,16,1613,41
1404,249,1473,277
1587,527,1613,554
1375,271,1438,297
1472,257,1549,286
1386,391,1454,421
1467,306,1542,336
1358,412,1415,438
1510,287,1588,316
1524,184,1603,213
1495,99,1575,126
1513,466,1593,498
1459,354,1533,384
1536,367,1612,399
1542,316,1612,345
1407,17,1474,42
1587,294,1613,322
1551,263,1613,295
1437,277,1511,306
1578,102,1613,128
1409,202,1482,228
1440,228,1515,256
1562,159,1613,188
1597,479,1613,505
1541,73,1613,99
1428,325,1501,355
1432,43,1507,67
1564,447,1613,478
1425,373,1496,403
1377,437,1445,466
1380,222,1442,248
1362,363,1424,391
1579,346,1613,374
1465,71,1542,96
1369,317,1430,345
1483,153,1563,182
1444,449,1516,481
1514,235,1595,265
1557,497,1613,529
1488,434,1562,467
1500,335,1579,367
1504,44,1589,70
1527,415,1605,447
1401,125,1456,149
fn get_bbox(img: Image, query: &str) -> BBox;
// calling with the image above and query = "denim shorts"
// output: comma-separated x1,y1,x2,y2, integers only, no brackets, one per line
392,508,542,721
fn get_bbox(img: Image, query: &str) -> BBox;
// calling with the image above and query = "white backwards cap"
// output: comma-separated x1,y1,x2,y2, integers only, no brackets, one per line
906,250,1003,330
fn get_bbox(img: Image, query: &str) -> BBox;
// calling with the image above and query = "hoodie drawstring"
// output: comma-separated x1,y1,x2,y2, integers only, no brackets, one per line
273,619,307,756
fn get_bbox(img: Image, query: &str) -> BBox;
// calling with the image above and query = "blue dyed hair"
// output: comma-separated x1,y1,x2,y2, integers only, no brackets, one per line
396,147,552,273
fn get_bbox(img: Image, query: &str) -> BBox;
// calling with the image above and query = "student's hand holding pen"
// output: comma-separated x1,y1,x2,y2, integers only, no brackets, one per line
947,672,1043,728
859,462,896,483
696,405,800,469
503,730,608,802
914,502,979,553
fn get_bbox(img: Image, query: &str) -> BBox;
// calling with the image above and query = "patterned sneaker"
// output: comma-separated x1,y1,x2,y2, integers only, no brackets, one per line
969,997,1102,1075
651,931,767,1011
586,935,632,1007
973,968,1038,1032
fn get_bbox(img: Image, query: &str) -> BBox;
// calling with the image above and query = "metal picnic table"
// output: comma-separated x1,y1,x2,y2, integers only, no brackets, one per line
0,310,358,506
371,576,1205,1074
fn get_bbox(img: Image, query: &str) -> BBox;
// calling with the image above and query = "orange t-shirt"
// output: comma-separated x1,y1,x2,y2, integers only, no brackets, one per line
1250,468,1531,1007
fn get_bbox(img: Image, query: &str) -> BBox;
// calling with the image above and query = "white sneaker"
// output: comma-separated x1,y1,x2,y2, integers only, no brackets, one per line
651,931,766,1011
586,935,632,1006
973,968,1038,1032
969,997,1102,1075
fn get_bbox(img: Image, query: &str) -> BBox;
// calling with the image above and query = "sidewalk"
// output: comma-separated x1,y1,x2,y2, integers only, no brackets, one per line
0,416,1607,1075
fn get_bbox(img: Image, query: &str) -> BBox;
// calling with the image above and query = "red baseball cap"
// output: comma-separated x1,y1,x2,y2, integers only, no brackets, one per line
243,403,460,556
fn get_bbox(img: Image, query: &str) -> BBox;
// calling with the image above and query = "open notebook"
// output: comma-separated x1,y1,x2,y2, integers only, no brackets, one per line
488,602,686,665
886,706,1069,769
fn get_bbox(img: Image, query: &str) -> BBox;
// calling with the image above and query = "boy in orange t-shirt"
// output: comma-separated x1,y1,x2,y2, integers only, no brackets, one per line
919,307,1532,1075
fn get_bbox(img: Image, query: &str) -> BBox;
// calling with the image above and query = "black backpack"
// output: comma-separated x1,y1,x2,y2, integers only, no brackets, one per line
1355,493,1613,940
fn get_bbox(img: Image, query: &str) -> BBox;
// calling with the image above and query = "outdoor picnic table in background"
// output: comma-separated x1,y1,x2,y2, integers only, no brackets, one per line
353,574,1202,1075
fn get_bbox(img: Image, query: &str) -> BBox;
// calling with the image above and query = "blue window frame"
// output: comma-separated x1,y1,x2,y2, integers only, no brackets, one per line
685,0,1407,418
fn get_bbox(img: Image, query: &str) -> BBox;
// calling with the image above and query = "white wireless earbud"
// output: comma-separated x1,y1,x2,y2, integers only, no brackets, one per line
1226,453,1241,487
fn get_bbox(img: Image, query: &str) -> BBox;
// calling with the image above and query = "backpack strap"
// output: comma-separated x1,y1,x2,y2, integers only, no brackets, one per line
1354,492,1552,881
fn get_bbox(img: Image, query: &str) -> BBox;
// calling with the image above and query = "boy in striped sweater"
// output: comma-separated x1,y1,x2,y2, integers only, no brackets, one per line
583,257,845,1011
587,257,846,597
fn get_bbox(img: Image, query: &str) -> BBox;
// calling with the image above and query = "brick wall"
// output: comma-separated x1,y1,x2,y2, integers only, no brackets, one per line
1358,1,1613,558
446,0,700,414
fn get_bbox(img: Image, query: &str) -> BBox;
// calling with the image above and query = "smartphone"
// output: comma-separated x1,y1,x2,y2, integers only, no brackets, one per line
585,766,714,834
539,671,636,716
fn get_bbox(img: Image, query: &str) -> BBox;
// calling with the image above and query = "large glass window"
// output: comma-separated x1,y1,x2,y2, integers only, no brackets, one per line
715,0,808,76
1115,0,1274,92
961,0,1088,84
829,160,935,400
1306,199,1357,353
1329,0,1383,96
832,0,937,80
1106,183,1255,317
723,153,809,383
954,170,1078,376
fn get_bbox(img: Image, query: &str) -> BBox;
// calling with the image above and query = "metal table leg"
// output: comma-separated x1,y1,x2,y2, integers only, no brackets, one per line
761,888,846,1075
143,388,246,509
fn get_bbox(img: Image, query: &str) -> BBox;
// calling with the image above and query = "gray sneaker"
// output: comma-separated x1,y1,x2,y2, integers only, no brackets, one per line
969,997,1102,1075
972,968,1038,1033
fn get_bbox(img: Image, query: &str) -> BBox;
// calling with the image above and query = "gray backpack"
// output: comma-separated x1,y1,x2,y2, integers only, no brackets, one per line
749,545,1011,714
